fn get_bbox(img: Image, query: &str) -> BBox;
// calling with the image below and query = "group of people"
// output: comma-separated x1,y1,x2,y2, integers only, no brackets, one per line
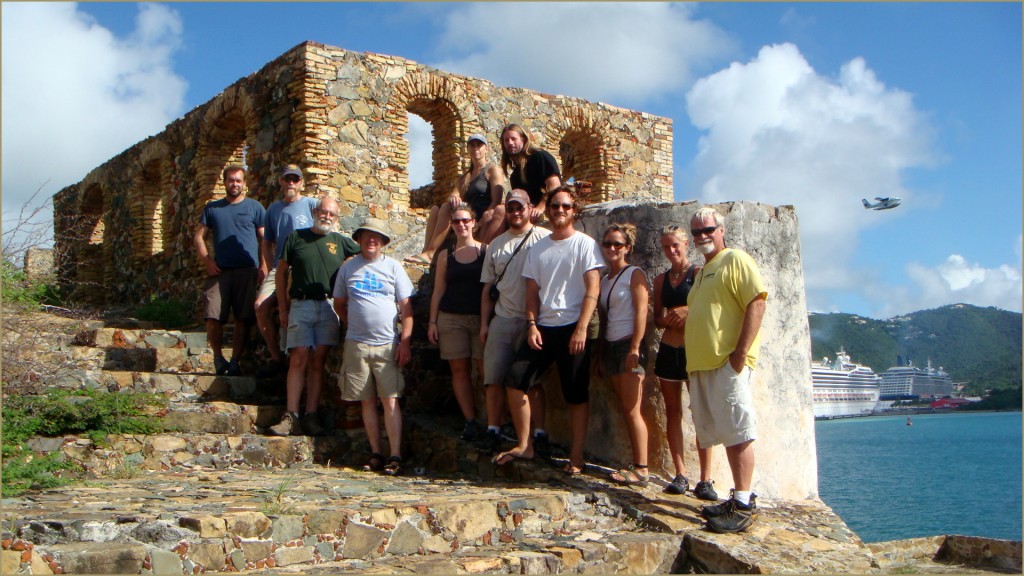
194,123,768,534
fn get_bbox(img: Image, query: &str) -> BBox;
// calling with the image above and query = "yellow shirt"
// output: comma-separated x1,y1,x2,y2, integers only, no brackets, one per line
685,248,768,371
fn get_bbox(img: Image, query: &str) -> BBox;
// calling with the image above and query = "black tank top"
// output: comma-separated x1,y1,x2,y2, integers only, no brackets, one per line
463,164,492,220
661,265,697,308
439,246,485,315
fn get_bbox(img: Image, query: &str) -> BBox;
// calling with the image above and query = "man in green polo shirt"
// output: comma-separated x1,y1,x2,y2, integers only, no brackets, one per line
268,196,359,437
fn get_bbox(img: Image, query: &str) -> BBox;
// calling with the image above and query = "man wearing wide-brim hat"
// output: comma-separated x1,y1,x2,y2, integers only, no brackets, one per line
332,217,414,476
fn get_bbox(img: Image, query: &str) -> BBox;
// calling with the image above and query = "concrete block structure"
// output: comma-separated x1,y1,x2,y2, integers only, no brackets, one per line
53,40,673,306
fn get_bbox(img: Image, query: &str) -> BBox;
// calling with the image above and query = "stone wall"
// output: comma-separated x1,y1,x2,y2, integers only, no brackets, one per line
563,200,816,501
52,40,672,309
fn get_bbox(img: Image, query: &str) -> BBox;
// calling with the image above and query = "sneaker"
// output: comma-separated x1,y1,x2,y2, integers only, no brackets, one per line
533,431,551,458
693,480,719,501
474,429,501,454
665,474,689,495
705,494,757,534
226,359,241,376
268,412,298,436
301,412,326,437
214,355,229,376
461,419,480,441
700,489,736,519
499,423,518,443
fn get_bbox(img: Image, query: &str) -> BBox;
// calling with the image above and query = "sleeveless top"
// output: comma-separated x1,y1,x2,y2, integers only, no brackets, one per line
600,266,642,342
661,264,697,308
463,163,493,220
439,246,485,315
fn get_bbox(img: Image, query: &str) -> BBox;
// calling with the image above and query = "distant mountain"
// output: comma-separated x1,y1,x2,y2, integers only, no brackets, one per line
809,304,1021,395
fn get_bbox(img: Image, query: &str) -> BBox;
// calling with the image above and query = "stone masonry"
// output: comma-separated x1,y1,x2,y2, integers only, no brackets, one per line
52,40,672,309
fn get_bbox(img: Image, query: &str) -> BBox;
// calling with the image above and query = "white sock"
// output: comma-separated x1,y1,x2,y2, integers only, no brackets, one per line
733,490,751,506
488,426,500,433
533,429,547,437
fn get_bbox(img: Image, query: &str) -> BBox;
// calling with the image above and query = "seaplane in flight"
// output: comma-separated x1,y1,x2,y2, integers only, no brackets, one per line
862,197,901,210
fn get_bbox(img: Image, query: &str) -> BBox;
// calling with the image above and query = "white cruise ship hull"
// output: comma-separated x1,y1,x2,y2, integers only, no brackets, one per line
811,349,882,419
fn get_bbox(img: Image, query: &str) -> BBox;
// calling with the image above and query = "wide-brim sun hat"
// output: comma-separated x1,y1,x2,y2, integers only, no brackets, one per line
352,218,392,245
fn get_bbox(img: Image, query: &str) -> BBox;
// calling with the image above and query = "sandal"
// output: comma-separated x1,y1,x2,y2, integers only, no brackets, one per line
382,455,402,476
610,464,649,487
562,462,585,476
362,453,384,472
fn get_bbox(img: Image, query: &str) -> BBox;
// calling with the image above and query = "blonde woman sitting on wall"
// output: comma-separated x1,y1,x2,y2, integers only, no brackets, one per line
406,134,507,265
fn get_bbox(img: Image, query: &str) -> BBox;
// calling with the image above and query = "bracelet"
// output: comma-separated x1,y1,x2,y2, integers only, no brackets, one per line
527,320,537,326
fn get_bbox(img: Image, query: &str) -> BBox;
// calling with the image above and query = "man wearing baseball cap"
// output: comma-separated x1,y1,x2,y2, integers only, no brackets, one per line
333,218,415,476
255,164,318,376
477,189,552,456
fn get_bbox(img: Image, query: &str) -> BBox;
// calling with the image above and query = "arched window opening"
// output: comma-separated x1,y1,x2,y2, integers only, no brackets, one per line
405,97,462,208
406,113,435,209
135,160,166,257
559,130,607,203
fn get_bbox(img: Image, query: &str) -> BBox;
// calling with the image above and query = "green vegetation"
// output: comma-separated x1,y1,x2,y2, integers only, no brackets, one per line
810,304,1022,395
261,475,297,516
2,388,166,496
1,259,60,308
134,294,195,328
960,386,1022,412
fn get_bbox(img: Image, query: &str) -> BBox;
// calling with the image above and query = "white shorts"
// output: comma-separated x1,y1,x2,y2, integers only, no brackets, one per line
688,362,758,448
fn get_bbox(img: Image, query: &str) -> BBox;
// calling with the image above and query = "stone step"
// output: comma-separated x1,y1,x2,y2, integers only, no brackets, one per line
97,370,282,403
1,467,685,574
74,327,208,350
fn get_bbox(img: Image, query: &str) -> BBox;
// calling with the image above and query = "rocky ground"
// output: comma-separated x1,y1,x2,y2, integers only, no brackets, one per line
1,307,1019,574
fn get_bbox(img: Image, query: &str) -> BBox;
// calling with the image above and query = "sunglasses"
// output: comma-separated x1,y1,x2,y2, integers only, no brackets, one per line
283,175,302,183
548,202,574,211
506,203,526,213
602,241,627,249
691,225,720,237
452,218,474,225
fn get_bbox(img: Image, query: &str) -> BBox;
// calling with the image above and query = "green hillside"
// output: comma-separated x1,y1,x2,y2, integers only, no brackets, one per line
809,304,1022,395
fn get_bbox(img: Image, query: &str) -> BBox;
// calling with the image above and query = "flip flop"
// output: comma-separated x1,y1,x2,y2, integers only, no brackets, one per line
403,254,431,265
492,451,532,466
562,462,585,476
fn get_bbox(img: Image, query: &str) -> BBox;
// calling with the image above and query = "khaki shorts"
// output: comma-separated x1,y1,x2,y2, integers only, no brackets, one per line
203,268,258,323
437,311,482,360
688,362,758,448
341,340,405,401
483,315,529,387
256,268,277,303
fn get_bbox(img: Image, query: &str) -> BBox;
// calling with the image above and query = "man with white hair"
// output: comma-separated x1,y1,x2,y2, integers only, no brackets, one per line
685,206,768,534
268,196,358,437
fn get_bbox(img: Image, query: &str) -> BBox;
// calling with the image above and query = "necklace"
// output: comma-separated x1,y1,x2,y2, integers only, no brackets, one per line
670,264,689,280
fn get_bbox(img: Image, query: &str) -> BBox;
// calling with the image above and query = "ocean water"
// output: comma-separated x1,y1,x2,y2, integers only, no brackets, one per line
815,411,1022,543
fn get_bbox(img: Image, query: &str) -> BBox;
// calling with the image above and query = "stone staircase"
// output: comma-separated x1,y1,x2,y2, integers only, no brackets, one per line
2,311,1020,574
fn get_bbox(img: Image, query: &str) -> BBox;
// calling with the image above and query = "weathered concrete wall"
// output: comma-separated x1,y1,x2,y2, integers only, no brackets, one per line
52,40,672,310
561,199,817,501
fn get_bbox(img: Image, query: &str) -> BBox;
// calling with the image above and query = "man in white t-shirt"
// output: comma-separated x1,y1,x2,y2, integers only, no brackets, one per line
492,186,604,473
333,218,415,477
477,189,551,454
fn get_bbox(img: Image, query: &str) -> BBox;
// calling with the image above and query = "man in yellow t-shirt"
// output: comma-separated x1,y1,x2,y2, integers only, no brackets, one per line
684,206,767,534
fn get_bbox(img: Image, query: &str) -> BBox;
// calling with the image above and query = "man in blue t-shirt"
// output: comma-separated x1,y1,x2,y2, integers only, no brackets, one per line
254,164,317,375
193,165,266,376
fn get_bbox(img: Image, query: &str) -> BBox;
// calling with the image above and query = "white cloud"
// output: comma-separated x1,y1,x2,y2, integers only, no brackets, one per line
1,2,186,246
684,43,937,295
432,3,735,108
406,114,433,188
869,255,1023,317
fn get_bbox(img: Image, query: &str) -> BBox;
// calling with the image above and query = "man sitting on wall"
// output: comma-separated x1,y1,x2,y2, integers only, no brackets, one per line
192,165,266,376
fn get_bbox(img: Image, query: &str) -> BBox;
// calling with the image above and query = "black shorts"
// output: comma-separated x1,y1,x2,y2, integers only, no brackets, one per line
654,342,688,381
511,323,591,405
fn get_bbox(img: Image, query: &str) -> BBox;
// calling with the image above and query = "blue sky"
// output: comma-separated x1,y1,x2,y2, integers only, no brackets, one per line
2,2,1020,319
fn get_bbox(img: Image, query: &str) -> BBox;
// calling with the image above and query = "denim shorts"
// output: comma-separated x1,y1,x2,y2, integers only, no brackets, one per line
286,299,340,349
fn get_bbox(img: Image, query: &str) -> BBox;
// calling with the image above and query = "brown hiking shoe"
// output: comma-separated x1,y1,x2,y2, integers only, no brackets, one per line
268,412,298,436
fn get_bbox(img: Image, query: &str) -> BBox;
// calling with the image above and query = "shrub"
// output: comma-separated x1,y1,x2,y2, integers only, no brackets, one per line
135,294,194,328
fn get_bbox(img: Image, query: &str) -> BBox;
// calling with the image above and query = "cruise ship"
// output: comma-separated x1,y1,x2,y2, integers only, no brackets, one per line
811,348,881,419
878,359,955,402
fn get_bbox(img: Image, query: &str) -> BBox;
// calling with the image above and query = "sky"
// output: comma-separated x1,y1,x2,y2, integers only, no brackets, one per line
2,2,1020,319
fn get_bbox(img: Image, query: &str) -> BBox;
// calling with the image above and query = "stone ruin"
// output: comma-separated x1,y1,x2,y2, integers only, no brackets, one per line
52,40,673,306
51,41,819,501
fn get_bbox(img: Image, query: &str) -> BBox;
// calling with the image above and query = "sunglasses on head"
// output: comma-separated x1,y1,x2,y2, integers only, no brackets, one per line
691,225,719,237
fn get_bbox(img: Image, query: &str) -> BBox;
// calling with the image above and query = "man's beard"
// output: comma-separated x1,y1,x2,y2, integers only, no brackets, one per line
696,241,715,255
313,219,337,234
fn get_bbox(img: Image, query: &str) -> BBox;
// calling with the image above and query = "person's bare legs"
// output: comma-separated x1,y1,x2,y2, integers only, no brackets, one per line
304,345,329,414
411,203,453,262
659,378,688,477
613,372,648,468
725,440,754,492
206,319,224,360
255,296,284,362
685,380,713,481
285,346,309,413
567,402,589,471
529,386,545,432
362,399,382,455
449,357,475,420
230,320,248,362
495,387,533,462
379,397,403,458
478,205,507,244
484,383,505,428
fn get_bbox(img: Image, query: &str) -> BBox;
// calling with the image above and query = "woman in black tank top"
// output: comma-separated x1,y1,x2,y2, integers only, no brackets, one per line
651,225,718,501
427,204,488,440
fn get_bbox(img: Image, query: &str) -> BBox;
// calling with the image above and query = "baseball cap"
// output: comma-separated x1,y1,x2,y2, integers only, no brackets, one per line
281,164,303,179
467,134,487,145
505,189,530,206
